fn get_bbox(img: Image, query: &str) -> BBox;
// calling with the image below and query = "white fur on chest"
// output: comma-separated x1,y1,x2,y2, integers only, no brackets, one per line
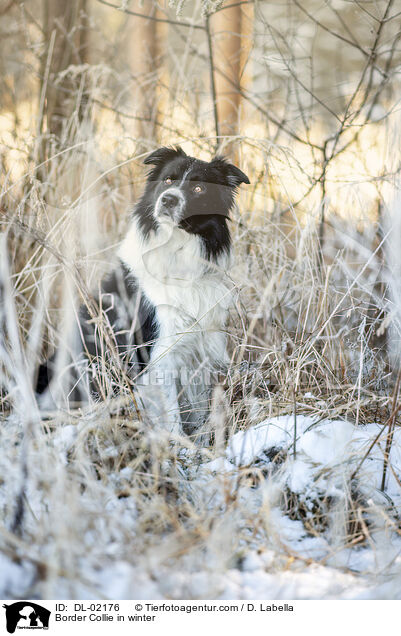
118,218,232,366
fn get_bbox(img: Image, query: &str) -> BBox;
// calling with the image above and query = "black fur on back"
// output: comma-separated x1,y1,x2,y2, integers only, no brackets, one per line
36,261,157,401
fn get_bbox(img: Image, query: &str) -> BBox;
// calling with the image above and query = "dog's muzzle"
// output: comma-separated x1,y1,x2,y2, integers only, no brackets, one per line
155,187,185,222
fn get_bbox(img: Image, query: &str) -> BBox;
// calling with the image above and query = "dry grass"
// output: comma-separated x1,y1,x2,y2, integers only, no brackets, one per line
1,0,401,596
1,106,401,598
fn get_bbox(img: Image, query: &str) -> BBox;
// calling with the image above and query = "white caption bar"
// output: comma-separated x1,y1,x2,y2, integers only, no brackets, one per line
0,599,395,635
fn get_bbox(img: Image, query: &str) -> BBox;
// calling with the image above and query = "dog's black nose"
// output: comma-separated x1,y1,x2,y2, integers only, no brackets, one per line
161,193,179,208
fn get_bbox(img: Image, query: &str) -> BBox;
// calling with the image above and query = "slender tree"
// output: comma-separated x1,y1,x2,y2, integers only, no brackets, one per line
211,3,242,152
128,1,160,144
40,0,89,142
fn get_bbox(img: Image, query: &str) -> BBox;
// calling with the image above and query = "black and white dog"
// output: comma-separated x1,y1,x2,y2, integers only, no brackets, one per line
38,146,249,433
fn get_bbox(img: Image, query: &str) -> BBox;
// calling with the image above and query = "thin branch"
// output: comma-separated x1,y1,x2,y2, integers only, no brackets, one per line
91,97,207,150
212,0,253,14
381,365,401,491
0,0,17,17
167,18,324,150
350,402,401,482
292,0,388,78
205,13,220,142
96,0,205,29
266,22,342,123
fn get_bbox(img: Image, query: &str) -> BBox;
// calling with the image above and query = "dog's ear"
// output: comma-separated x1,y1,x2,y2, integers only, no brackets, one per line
226,164,251,187
211,156,250,187
144,146,187,166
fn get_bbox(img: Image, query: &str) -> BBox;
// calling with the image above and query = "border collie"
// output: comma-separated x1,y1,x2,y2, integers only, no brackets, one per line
37,146,249,433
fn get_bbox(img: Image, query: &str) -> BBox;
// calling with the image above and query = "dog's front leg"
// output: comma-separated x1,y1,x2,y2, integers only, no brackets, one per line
136,359,181,434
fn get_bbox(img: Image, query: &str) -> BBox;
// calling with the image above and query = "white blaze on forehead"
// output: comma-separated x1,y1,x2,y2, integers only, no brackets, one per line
160,186,185,202
179,167,192,186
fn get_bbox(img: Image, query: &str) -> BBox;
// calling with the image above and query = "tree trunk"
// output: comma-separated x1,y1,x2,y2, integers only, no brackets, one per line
128,1,159,145
41,0,89,142
212,3,242,153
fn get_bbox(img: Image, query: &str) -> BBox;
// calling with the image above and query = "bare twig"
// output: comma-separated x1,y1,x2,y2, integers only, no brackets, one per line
205,13,220,143
381,365,401,491
96,0,205,29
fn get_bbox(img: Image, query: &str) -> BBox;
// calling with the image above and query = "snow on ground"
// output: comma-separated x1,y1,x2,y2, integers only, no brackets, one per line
225,414,401,500
1,413,401,599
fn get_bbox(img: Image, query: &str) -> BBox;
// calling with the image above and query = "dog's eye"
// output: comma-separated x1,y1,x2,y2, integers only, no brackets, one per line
164,177,172,185
193,184,204,194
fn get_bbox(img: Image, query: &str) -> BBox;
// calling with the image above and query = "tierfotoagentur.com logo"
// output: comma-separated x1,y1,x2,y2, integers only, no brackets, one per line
2,602,50,634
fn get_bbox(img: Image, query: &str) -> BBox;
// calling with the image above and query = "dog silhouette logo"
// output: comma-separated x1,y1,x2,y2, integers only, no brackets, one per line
2,602,50,633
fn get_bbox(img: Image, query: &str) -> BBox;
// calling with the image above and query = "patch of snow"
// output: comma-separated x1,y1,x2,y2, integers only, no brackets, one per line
96,562,162,599
1,414,401,599
0,554,36,598
53,424,78,452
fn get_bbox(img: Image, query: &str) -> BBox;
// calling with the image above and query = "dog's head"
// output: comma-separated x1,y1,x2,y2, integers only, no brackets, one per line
137,146,249,255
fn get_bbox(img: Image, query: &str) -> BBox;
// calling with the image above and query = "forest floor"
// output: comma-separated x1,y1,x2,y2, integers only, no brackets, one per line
1,405,400,599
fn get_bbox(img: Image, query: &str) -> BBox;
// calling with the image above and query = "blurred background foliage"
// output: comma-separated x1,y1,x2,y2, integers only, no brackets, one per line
1,0,401,383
